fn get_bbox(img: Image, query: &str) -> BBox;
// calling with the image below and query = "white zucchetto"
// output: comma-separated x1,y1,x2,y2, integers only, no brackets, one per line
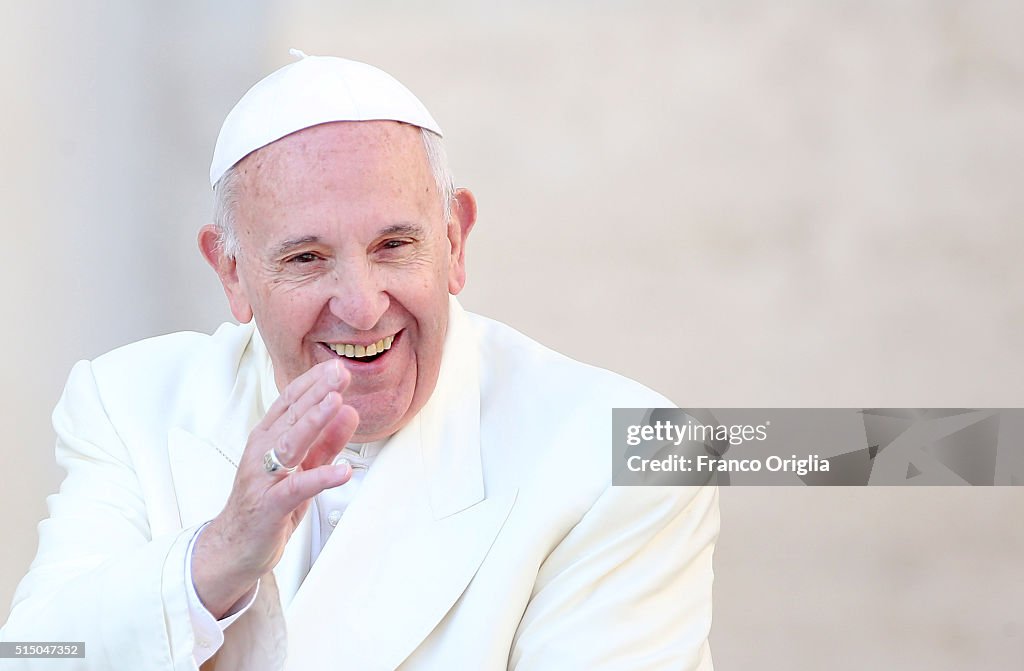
210,49,443,187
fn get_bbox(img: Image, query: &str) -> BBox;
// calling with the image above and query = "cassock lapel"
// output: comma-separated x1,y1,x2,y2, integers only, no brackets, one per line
166,321,266,529
283,297,519,671
166,427,237,527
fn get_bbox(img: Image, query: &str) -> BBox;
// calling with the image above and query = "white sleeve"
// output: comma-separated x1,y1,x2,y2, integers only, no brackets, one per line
510,484,719,670
1,361,206,670
184,523,260,666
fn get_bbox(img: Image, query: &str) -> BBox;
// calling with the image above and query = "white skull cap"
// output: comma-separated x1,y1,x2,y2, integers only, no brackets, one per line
209,49,443,187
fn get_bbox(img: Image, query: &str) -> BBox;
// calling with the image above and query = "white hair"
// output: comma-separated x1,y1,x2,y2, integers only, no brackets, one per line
212,126,455,258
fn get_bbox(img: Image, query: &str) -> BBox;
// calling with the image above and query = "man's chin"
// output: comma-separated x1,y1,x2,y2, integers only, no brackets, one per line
344,398,411,444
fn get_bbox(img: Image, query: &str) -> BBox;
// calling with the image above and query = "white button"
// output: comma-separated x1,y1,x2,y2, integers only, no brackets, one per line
327,510,343,527
198,639,210,649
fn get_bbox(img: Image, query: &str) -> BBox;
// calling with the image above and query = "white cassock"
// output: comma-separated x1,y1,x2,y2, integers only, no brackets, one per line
1,297,718,670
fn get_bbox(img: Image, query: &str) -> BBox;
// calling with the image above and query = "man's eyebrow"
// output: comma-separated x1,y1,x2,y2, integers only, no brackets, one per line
271,235,320,258
378,223,425,238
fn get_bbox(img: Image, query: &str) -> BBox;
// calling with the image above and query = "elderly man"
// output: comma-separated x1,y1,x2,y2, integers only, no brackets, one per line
1,52,718,670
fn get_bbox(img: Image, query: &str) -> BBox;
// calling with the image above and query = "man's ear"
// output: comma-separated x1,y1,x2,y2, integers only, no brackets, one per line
447,188,478,294
198,224,253,323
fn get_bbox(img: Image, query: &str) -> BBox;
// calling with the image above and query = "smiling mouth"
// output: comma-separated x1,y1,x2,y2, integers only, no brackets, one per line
323,333,397,363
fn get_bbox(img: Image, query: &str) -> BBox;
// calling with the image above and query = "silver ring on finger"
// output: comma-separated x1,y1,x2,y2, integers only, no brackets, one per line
264,447,298,475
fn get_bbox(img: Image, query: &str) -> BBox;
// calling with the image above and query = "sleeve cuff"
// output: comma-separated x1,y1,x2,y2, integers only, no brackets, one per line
184,522,261,666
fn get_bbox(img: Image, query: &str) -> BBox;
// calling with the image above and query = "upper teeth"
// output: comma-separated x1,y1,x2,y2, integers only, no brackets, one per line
327,335,395,358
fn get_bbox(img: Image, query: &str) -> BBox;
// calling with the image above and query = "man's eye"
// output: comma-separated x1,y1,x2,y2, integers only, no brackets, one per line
288,252,320,263
382,240,409,250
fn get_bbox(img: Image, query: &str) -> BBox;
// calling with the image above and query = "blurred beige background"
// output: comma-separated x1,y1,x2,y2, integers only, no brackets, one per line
3,1,1023,668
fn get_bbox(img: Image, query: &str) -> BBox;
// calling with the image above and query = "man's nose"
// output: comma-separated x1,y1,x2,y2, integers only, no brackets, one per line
326,264,389,331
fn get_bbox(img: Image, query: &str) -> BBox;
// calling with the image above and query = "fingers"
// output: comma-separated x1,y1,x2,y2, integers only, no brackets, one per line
271,390,346,469
302,401,360,470
271,461,353,515
267,396,358,520
253,360,353,469
262,360,349,428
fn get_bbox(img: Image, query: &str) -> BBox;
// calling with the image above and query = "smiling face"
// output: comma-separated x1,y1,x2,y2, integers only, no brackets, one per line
200,121,476,442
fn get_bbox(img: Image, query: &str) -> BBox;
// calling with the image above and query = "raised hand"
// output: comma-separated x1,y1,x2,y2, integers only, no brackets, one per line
191,359,359,618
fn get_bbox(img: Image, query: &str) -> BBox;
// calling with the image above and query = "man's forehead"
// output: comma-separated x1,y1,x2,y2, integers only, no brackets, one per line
239,120,424,173
232,123,435,213
230,122,439,245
